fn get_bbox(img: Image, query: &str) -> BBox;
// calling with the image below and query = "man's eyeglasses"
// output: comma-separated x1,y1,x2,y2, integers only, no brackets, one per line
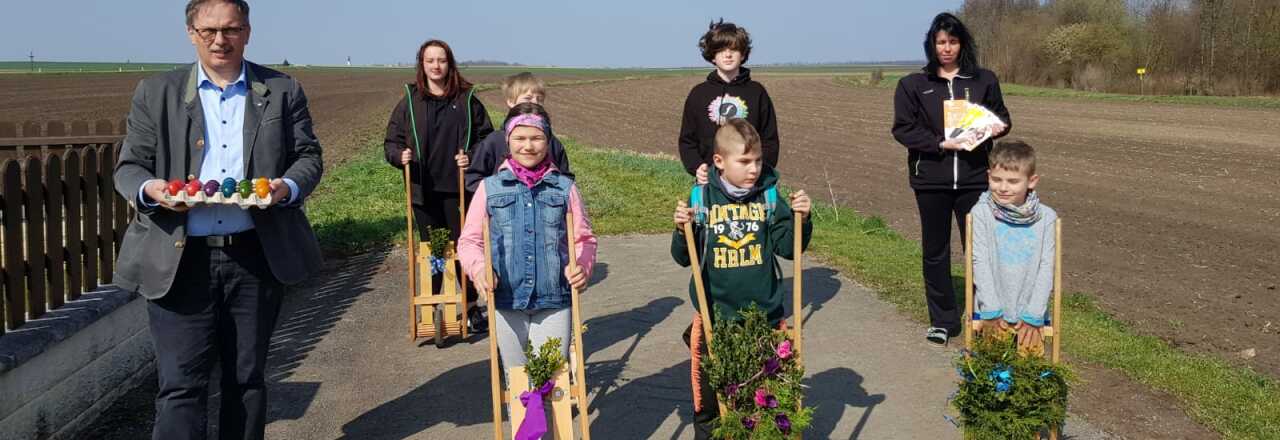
191,26,246,42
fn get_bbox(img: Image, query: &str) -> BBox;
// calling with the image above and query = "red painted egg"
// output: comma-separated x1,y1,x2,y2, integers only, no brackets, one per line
166,179,183,196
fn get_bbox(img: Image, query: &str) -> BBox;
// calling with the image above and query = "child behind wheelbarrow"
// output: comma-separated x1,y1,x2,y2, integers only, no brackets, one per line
971,140,1058,355
457,103,597,369
671,118,812,439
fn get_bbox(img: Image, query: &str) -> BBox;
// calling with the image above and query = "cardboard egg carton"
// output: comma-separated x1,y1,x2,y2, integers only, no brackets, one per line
164,190,273,209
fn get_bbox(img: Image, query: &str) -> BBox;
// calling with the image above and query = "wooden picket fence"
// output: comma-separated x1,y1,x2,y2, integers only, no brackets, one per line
0,120,130,337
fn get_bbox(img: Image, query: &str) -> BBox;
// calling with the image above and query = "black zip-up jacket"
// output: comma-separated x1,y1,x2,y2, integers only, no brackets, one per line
678,68,780,175
892,68,1011,190
384,85,493,200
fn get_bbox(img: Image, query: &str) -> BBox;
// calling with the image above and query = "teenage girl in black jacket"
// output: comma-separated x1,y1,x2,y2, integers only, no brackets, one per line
385,39,494,332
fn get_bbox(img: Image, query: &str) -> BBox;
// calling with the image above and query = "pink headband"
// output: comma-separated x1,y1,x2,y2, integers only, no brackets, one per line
504,113,550,143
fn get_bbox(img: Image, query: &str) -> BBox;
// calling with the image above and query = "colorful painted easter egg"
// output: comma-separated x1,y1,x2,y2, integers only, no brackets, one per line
202,180,220,197
220,178,237,197
237,180,253,198
166,179,183,196
184,179,201,196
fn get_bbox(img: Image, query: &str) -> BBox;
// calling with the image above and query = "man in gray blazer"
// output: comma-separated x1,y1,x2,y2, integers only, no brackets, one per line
113,1,322,439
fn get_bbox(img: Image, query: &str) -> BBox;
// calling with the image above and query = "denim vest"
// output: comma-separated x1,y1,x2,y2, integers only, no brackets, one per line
484,168,573,310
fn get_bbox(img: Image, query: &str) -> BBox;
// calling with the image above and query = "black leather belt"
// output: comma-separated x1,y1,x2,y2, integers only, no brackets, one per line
193,230,257,248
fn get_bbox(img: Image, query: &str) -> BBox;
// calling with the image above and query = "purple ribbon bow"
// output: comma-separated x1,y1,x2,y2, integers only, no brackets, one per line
515,379,556,440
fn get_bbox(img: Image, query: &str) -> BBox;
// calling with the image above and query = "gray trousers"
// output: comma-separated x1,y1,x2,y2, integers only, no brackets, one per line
495,308,572,370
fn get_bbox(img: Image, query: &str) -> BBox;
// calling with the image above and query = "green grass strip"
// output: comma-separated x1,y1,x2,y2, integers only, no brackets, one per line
306,126,1279,440
306,146,406,256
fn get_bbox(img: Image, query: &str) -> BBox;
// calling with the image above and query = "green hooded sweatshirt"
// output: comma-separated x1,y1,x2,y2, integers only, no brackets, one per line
670,165,813,325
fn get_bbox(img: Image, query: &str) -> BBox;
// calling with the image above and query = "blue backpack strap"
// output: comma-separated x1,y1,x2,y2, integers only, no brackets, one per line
764,185,778,220
763,185,783,279
690,184,708,225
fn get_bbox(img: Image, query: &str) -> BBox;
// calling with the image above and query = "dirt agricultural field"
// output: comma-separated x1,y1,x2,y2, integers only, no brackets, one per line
3,68,1277,381
0,67,653,167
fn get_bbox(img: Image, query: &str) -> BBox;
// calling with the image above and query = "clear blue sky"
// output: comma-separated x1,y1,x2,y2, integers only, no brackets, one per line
1,0,962,67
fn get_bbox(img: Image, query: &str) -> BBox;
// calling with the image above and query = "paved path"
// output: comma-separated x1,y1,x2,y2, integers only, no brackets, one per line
261,235,1112,439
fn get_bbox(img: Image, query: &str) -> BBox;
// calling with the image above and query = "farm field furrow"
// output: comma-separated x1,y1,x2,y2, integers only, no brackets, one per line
0,68,660,166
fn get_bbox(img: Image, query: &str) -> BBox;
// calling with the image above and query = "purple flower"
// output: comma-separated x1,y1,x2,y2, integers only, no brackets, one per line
777,339,793,359
765,394,779,408
754,388,768,407
775,414,792,433
742,416,757,430
763,357,781,376
725,383,741,397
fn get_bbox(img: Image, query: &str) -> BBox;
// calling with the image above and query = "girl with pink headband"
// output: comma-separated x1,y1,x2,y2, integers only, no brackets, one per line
458,103,598,372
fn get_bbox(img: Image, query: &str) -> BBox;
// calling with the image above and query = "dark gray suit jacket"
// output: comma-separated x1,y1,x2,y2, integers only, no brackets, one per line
114,62,324,299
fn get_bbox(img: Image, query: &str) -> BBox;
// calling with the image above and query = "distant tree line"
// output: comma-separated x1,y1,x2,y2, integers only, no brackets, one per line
960,0,1280,95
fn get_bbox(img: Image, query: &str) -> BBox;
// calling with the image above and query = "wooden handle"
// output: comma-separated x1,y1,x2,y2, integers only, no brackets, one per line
680,204,721,414
964,214,974,352
566,211,592,439
1052,219,1062,364
458,170,466,214
683,221,714,344
458,169,467,229
405,164,417,341
682,219,728,417
458,168,470,338
792,213,804,369
483,221,503,440
789,206,803,435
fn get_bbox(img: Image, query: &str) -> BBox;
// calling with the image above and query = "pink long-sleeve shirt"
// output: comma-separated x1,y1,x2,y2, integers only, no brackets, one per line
457,166,597,291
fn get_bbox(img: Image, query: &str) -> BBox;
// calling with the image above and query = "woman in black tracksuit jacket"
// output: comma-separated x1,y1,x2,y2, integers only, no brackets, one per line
385,39,494,331
892,12,1011,345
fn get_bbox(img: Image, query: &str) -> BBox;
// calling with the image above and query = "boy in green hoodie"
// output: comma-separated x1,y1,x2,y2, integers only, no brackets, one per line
672,118,812,439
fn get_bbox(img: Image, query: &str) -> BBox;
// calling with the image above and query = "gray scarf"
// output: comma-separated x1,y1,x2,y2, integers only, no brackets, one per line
988,190,1042,225
719,176,751,198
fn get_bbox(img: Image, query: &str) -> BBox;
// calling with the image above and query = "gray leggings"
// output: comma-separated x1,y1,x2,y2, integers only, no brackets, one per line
495,308,572,370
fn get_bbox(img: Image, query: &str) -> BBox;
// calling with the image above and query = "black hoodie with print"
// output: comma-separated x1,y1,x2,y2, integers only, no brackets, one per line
677,67,780,175
891,68,1011,191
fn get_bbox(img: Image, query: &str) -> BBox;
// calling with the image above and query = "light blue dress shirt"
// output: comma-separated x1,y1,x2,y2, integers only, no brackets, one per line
138,62,299,236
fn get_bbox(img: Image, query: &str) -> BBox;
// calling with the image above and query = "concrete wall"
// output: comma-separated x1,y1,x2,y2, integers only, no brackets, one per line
0,288,153,440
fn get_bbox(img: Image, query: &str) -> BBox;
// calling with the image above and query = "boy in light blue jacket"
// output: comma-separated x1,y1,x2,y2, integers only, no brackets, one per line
971,140,1057,352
